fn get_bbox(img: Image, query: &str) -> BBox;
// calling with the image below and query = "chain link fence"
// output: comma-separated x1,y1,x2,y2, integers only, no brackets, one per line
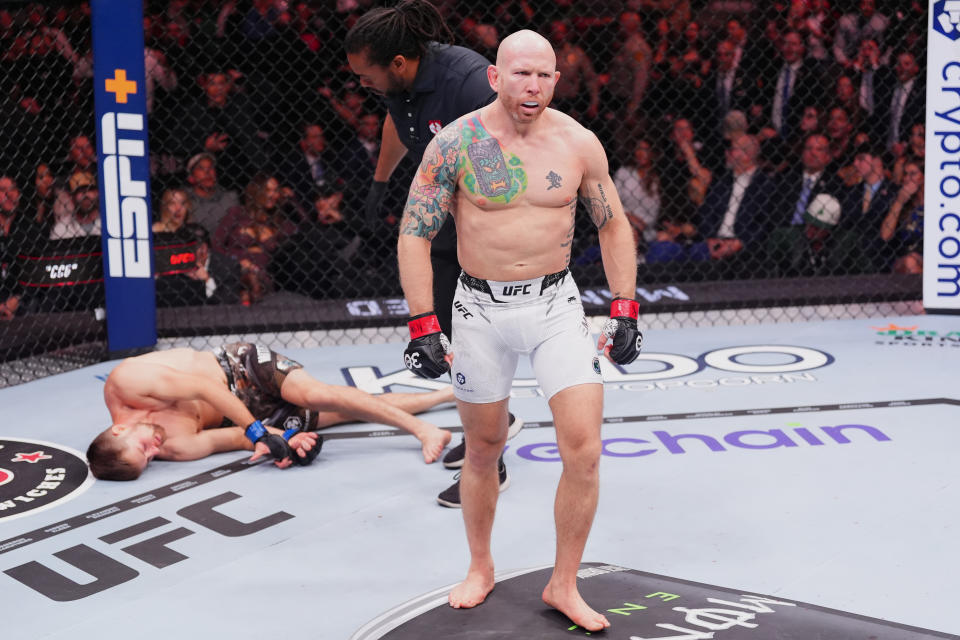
0,0,927,386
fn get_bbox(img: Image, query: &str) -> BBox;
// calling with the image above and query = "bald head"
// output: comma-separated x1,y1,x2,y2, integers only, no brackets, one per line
495,29,556,69
488,29,560,125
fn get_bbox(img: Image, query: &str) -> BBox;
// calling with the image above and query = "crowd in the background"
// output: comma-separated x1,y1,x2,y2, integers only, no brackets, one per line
0,0,929,319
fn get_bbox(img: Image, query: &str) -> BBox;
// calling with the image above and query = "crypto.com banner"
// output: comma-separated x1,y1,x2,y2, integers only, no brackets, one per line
926,1,960,310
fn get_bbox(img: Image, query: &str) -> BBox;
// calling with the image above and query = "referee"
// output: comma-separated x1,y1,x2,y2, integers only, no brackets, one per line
345,0,522,507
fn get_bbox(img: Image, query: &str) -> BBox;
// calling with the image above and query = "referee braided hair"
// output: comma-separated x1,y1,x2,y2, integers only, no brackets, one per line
344,0,454,67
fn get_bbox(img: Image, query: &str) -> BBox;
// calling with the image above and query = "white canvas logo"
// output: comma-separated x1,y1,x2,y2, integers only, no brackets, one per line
935,1,960,39
101,111,150,278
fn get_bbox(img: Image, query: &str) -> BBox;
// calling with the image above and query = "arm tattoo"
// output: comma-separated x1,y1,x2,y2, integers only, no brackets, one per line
583,182,614,230
400,127,460,240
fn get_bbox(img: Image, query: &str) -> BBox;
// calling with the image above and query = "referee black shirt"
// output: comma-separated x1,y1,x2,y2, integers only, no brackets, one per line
384,42,496,257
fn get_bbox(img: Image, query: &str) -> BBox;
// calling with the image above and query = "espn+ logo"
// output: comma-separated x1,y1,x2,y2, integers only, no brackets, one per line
101,111,150,278
44,263,79,279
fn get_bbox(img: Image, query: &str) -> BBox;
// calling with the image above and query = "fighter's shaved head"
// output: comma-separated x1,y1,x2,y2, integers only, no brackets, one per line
495,29,556,69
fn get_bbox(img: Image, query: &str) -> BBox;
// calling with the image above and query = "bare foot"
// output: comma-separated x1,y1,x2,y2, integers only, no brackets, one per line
449,569,495,608
421,427,452,464
542,581,610,632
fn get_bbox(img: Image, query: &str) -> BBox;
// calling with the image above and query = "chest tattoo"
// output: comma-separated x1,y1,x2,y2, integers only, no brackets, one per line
462,117,527,203
546,171,563,190
467,138,511,197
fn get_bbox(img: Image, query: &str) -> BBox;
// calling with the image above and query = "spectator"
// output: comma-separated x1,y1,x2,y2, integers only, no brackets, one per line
892,123,924,186
787,0,832,62
767,133,846,269
851,38,882,117
836,145,897,273
212,173,299,305
880,159,923,274
776,191,845,276
833,75,866,138
170,69,267,190
152,187,192,234
660,117,713,209
274,122,340,209
185,152,240,234
143,43,178,115
316,84,369,134
50,170,100,239
58,133,97,179
548,20,599,123
0,175,44,320
158,223,244,307
280,120,373,220
674,20,709,78
833,0,889,69
604,11,652,122
355,112,381,167
705,40,755,140
459,16,500,62
773,105,823,174
758,30,824,142
876,50,924,152
723,18,755,77
22,162,71,232
273,185,367,298
613,138,661,254
824,106,861,186
647,134,774,275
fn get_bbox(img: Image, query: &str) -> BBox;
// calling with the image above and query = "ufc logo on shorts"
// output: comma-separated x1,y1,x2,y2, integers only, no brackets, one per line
455,301,473,319
502,284,531,296
101,110,150,278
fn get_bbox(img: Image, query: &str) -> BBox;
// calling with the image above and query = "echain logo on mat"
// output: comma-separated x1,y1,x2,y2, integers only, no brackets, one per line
0,438,93,522
933,1,960,40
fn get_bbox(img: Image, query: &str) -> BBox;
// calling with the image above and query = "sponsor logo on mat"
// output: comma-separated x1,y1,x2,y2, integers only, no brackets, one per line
0,438,93,522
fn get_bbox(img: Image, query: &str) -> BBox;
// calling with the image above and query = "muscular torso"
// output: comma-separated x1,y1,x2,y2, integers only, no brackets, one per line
104,349,229,441
452,108,585,281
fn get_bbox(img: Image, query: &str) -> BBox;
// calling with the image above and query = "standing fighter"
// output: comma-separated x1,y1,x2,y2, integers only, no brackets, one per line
344,0,522,506
397,31,642,631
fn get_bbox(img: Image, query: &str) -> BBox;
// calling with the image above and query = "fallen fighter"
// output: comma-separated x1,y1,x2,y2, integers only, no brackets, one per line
87,342,453,480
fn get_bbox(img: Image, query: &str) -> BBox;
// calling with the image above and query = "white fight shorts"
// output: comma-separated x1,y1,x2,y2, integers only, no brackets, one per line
450,269,603,403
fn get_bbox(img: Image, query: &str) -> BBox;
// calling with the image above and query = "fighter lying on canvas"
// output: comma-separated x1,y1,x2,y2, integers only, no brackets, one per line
87,342,453,480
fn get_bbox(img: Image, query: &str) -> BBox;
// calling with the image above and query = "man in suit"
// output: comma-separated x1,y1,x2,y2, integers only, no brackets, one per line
757,30,824,142
704,40,755,148
875,50,924,152
767,134,846,273
647,134,774,275
836,147,897,273
273,122,372,218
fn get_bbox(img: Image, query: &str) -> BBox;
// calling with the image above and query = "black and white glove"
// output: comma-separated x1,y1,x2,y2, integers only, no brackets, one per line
404,312,451,379
364,180,388,228
601,298,643,365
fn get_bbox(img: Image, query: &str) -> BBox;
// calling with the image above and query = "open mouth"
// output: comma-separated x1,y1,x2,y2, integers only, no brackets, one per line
521,101,539,109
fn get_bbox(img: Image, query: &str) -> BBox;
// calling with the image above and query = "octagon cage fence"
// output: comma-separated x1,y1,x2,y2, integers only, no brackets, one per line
0,0,927,386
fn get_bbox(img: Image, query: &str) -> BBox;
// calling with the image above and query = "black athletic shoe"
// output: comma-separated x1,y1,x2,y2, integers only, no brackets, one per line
442,412,524,470
436,456,510,508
